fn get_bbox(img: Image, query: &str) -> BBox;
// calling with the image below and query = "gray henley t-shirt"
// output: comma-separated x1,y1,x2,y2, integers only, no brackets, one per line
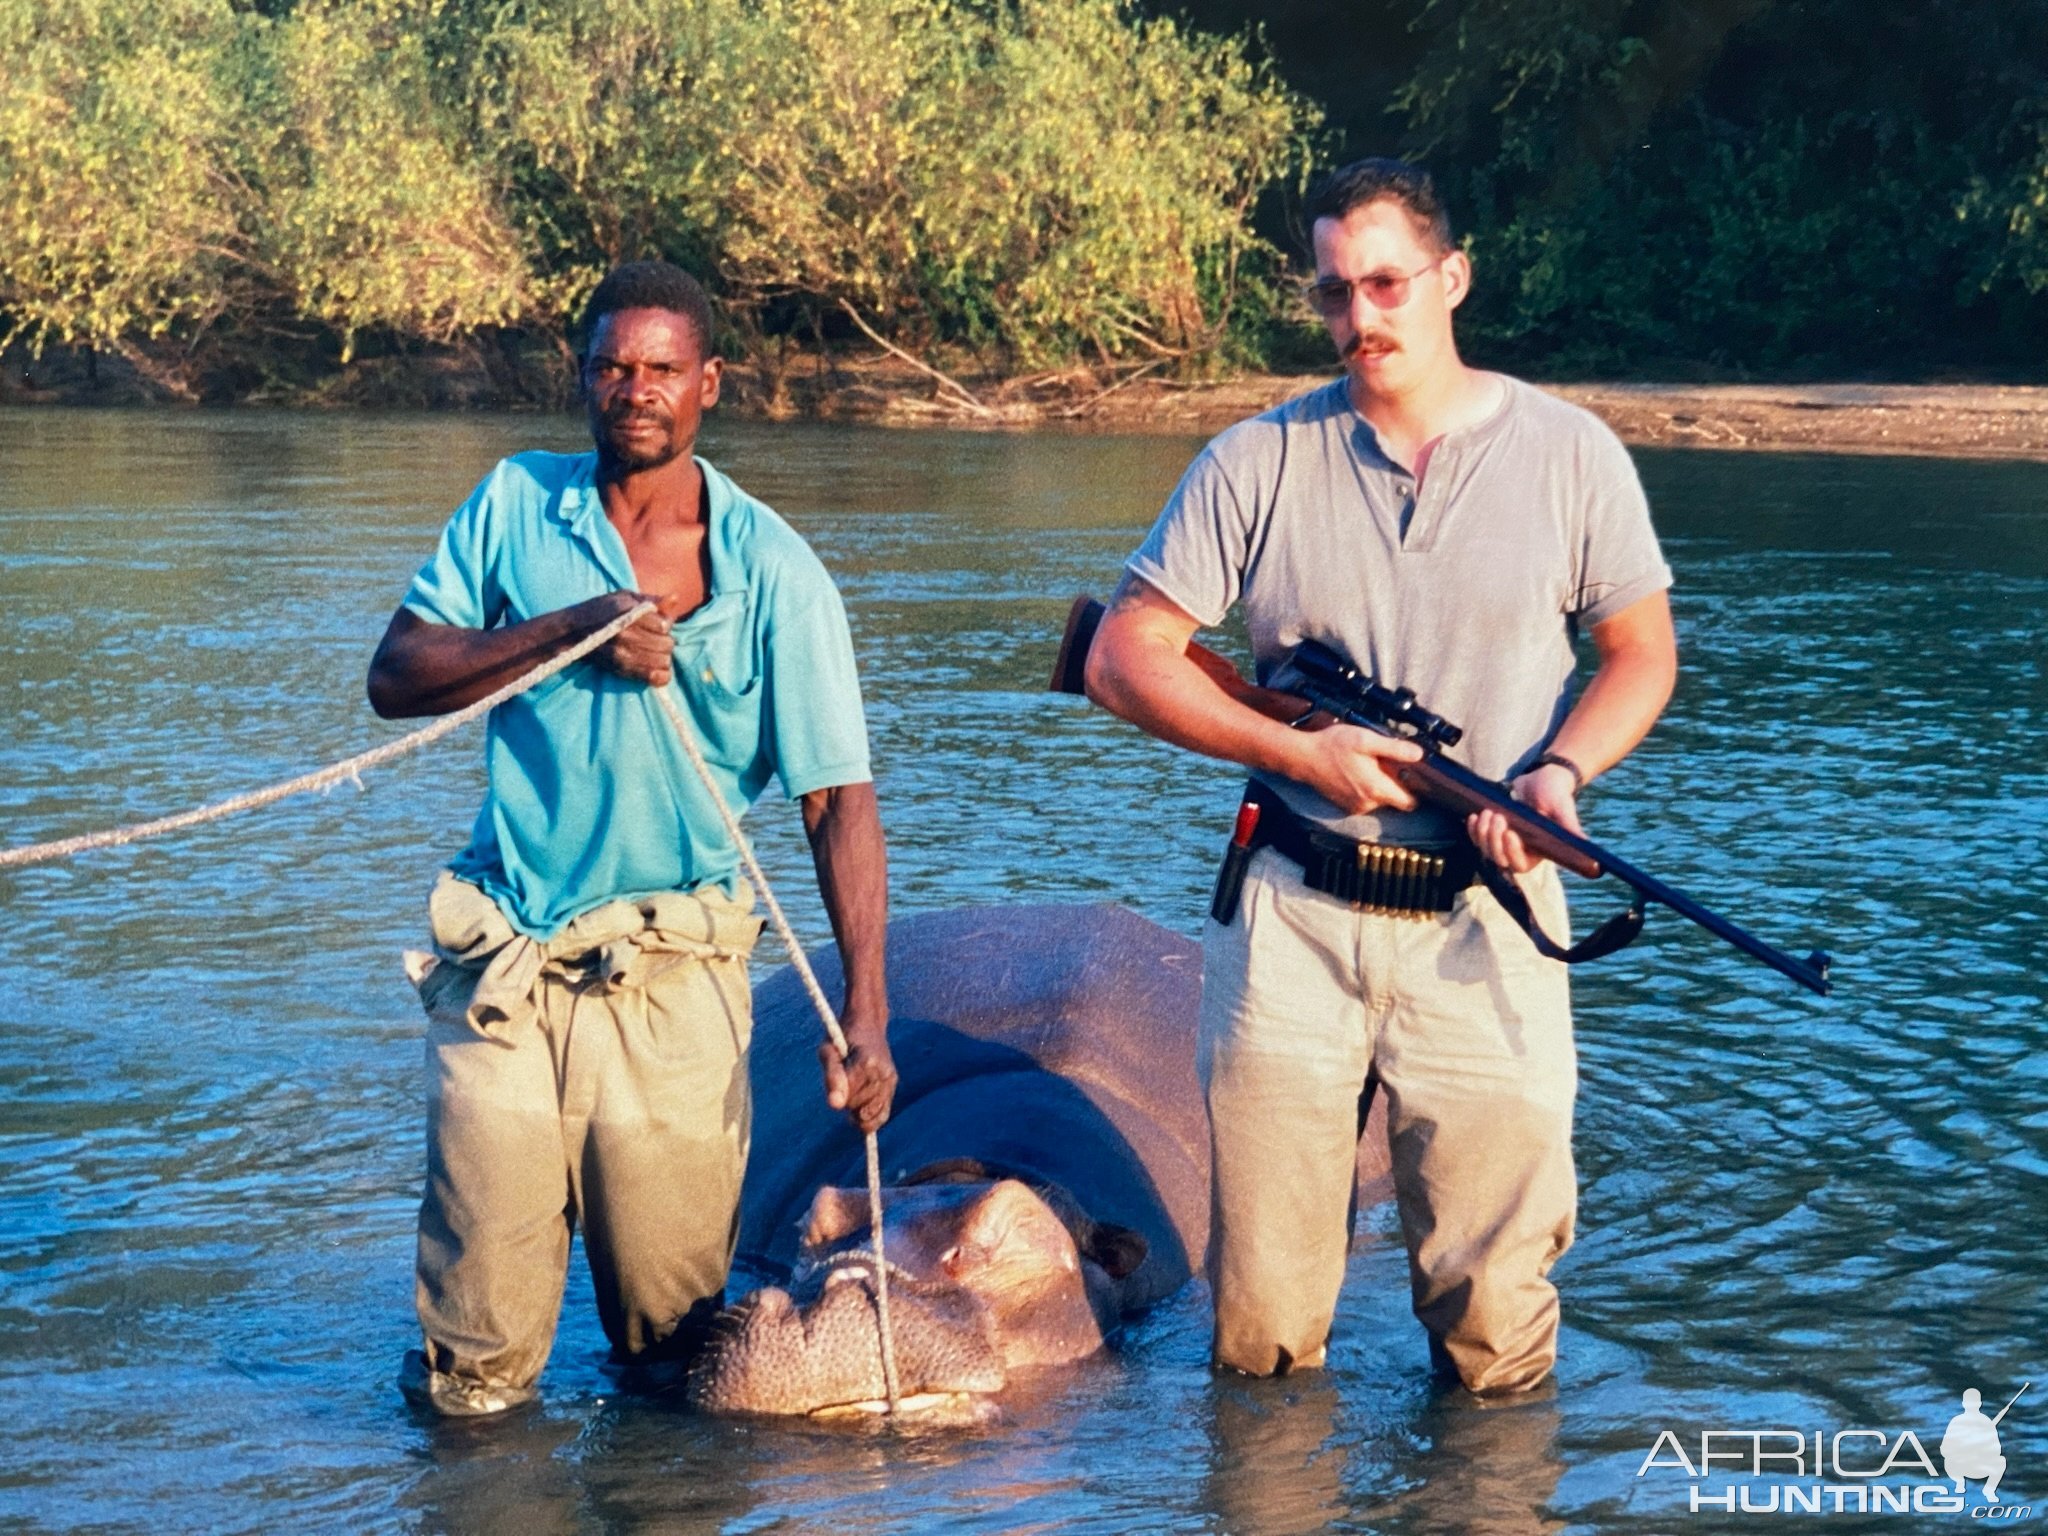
1127,375,1673,845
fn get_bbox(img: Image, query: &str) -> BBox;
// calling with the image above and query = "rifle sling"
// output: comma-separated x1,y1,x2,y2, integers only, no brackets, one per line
1474,859,1646,964
1235,783,1644,964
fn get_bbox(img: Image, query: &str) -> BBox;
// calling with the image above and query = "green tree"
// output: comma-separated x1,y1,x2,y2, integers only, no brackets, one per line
445,0,711,324
688,0,1311,367
451,0,1313,371
1385,0,2048,373
0,0,1317,390
0,0,254,369
248,0,531,361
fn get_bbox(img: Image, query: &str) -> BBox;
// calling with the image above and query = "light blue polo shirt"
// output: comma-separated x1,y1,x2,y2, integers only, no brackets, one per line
403,451,872,938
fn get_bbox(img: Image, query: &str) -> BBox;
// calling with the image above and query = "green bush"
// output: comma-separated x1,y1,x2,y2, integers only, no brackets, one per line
9,0,2048,386
0,0,252,356
249,0,532,360
0,0,1315,383
444,0,711,322
452,0,1315,366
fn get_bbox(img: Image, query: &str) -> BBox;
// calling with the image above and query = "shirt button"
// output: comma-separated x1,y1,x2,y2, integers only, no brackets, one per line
700,668,715,683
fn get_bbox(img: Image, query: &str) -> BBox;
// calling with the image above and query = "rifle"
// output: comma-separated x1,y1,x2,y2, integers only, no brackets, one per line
1050,595,1833,997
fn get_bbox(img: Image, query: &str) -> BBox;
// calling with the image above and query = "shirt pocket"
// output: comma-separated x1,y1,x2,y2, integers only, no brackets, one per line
669,592,759,700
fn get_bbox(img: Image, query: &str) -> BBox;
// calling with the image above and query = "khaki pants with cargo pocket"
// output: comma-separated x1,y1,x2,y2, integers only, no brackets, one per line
399,872,763,1416
1201,847,1577,1395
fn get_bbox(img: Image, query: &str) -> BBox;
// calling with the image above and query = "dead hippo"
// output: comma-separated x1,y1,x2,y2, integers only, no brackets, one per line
685,903,1391,1419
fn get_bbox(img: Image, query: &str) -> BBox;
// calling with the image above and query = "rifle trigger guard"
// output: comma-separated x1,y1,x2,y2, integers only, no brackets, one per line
1476,861,1646,965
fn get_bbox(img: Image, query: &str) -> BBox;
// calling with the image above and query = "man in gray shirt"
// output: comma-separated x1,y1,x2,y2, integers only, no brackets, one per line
1086,159,1676,1394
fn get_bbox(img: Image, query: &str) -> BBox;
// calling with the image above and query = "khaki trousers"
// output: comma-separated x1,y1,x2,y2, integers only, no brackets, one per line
399,873,762,1416
1202,847,1577,1394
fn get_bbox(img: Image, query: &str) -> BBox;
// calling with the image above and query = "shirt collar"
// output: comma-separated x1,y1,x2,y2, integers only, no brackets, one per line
555,453,741,598
1341,374,1518,470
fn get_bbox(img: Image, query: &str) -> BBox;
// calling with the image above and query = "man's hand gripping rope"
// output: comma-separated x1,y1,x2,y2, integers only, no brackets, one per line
0,597,907,1413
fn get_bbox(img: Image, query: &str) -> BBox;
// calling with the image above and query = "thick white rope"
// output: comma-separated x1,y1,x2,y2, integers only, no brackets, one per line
0,593,906,1411
0,603,658,870
650,684,905,1414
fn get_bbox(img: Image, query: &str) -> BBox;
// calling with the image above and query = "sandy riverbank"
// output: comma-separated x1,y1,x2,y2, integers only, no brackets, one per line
8,341,2048,460
1017,374,2048,461
702,359,2048,460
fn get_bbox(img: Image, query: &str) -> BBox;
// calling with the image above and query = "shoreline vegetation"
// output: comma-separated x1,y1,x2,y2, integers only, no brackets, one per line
8,0,2048,462
8,339,2048,461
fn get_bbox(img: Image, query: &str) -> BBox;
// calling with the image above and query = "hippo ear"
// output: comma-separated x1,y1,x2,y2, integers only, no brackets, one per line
1081,1222,1148,1281
799,1186,870,1252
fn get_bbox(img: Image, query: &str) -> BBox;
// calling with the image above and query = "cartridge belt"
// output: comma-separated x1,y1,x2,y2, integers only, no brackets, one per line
1242,783,1480,918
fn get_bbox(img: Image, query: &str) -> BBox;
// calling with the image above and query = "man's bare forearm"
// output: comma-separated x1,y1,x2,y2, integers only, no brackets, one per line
1546,593,1678,783
1547,652,1675,782
801,779,895,1131
366,596,635,718
799,781,889,1027
1082,574,1420,818
1083,584,1314,784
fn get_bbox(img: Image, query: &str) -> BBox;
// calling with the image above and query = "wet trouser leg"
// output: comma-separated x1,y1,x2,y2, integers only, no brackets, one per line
405,977,575,1415
1203,850,1369,1376
1378,864,1576,1395
572,948,756,1374
402,891,757,1416
1202,848,1576,1393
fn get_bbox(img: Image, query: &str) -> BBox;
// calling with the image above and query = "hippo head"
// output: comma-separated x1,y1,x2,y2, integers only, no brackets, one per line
687,1164,1147,1419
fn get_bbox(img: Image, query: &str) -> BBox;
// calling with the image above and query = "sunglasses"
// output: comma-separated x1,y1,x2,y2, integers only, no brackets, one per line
1302,257,1444,316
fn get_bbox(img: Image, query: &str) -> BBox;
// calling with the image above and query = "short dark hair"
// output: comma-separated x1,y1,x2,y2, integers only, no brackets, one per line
1304,158,1453,255
578,260,716,357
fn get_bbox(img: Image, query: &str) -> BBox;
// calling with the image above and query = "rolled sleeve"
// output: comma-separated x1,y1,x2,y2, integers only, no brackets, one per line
403,480,496,630
762,559,872,799
1573,430,1673,627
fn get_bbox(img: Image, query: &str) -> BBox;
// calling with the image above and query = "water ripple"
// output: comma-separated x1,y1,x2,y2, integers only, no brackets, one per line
0,414,2042,1532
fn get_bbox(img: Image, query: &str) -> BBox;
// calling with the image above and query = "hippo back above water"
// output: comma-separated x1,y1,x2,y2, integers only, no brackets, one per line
737,903,1391,1314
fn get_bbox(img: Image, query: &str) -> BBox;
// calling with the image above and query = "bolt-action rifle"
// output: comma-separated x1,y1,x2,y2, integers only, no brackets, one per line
1050,595,1832,996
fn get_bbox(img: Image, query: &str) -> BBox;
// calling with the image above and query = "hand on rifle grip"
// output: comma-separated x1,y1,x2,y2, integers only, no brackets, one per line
1469,762,1584,873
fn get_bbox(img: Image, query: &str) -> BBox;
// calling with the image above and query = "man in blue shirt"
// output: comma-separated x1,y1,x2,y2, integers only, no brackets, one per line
367,261,895,1415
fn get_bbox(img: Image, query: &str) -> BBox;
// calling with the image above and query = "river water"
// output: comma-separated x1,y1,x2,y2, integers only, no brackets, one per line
0,408,2041,1534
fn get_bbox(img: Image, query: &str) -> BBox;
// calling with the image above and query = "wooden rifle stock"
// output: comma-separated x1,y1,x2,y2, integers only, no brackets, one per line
1393,759,1600,878
1049,593,1833,995
1051,593,1277,713
1051,594,1596,874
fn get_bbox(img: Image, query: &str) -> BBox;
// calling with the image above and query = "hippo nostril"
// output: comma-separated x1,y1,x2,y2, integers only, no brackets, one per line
690,1271,1008,1416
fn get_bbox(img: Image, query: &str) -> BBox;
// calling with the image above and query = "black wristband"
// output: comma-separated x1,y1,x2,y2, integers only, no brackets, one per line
1533,751,1586,793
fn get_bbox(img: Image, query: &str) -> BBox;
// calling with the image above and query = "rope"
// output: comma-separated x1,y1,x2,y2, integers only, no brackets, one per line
0,602,658,870
0,591,907,1411
650,684,906,1415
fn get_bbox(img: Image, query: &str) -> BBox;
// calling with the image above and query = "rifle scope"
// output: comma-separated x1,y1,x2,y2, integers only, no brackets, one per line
1290,640,1465,750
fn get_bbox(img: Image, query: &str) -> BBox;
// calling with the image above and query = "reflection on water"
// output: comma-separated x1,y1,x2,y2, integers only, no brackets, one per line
0,408,2043,1532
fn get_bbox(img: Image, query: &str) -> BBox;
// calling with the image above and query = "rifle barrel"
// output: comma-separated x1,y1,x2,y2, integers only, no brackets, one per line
1054,594,1833,997
1319,696,1834,997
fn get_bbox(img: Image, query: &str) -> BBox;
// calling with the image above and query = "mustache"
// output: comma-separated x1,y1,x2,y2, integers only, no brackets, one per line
603,404,672,429
1343,333,1397,359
